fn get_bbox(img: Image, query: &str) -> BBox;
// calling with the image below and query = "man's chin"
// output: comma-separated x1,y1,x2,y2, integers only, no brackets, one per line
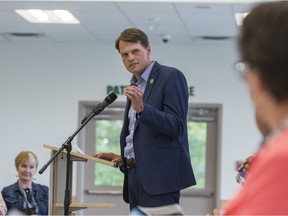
129,70,139,76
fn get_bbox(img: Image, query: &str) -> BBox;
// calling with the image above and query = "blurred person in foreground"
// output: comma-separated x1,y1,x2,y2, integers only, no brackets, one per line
94,27,196,210
0,193,6,215
235,110,271,185
1,151,48,215
212,1,288,215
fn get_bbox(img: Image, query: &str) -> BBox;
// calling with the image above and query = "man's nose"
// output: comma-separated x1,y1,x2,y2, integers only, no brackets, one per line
127,53,135,61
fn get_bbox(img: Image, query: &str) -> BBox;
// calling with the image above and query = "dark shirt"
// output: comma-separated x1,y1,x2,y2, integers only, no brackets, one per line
1,182,48,215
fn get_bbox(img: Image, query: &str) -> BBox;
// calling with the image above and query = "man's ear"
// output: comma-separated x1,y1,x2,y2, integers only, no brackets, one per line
147,45,151,55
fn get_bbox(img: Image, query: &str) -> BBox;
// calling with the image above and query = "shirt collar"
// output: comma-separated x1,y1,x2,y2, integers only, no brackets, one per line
141,60,155,82
130,61,155,84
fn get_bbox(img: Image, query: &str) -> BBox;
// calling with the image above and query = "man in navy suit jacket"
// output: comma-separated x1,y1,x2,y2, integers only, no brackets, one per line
94,28,196,210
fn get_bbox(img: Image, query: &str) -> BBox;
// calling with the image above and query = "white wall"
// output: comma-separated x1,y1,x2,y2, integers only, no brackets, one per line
0,41,261,208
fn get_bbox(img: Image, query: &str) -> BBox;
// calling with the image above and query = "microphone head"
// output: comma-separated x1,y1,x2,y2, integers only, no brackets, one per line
105,92,118,104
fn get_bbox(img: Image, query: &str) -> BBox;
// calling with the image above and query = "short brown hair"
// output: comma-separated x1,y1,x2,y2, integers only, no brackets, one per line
15,151,39,169
238,2,288,102
115,28,149,52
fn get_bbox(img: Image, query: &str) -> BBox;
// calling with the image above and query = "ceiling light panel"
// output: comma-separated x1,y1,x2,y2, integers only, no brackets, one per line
15,9,80,24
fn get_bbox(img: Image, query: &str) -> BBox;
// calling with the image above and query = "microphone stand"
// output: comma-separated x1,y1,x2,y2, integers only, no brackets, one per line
39,108,102,215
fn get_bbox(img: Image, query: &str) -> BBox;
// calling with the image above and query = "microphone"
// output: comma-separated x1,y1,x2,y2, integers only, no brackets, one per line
81,92,117,124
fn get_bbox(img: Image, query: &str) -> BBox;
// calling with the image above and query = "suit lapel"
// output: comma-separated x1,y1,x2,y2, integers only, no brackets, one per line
122,98,131,137
142,61,161,103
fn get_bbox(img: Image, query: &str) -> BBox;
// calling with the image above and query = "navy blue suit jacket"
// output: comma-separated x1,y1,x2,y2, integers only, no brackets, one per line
120,61,196,203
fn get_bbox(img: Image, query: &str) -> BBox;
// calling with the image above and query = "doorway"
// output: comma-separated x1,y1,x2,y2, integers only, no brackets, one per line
76,101,221,215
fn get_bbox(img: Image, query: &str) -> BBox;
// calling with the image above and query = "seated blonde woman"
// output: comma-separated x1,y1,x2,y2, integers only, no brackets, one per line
1,151,48,215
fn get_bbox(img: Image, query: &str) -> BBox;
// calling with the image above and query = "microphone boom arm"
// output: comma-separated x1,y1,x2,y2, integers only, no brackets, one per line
39,92,117,215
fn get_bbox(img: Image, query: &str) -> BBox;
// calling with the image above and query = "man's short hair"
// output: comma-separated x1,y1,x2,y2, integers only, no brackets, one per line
115,28,149,52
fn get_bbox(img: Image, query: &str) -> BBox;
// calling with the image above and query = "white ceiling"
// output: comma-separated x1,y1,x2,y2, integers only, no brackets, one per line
0,1,262,44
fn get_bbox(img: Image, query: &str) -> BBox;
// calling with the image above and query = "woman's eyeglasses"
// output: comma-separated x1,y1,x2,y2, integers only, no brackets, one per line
235,61,249,79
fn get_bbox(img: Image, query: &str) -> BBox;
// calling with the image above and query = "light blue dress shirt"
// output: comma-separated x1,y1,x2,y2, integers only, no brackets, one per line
124,61,155,159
